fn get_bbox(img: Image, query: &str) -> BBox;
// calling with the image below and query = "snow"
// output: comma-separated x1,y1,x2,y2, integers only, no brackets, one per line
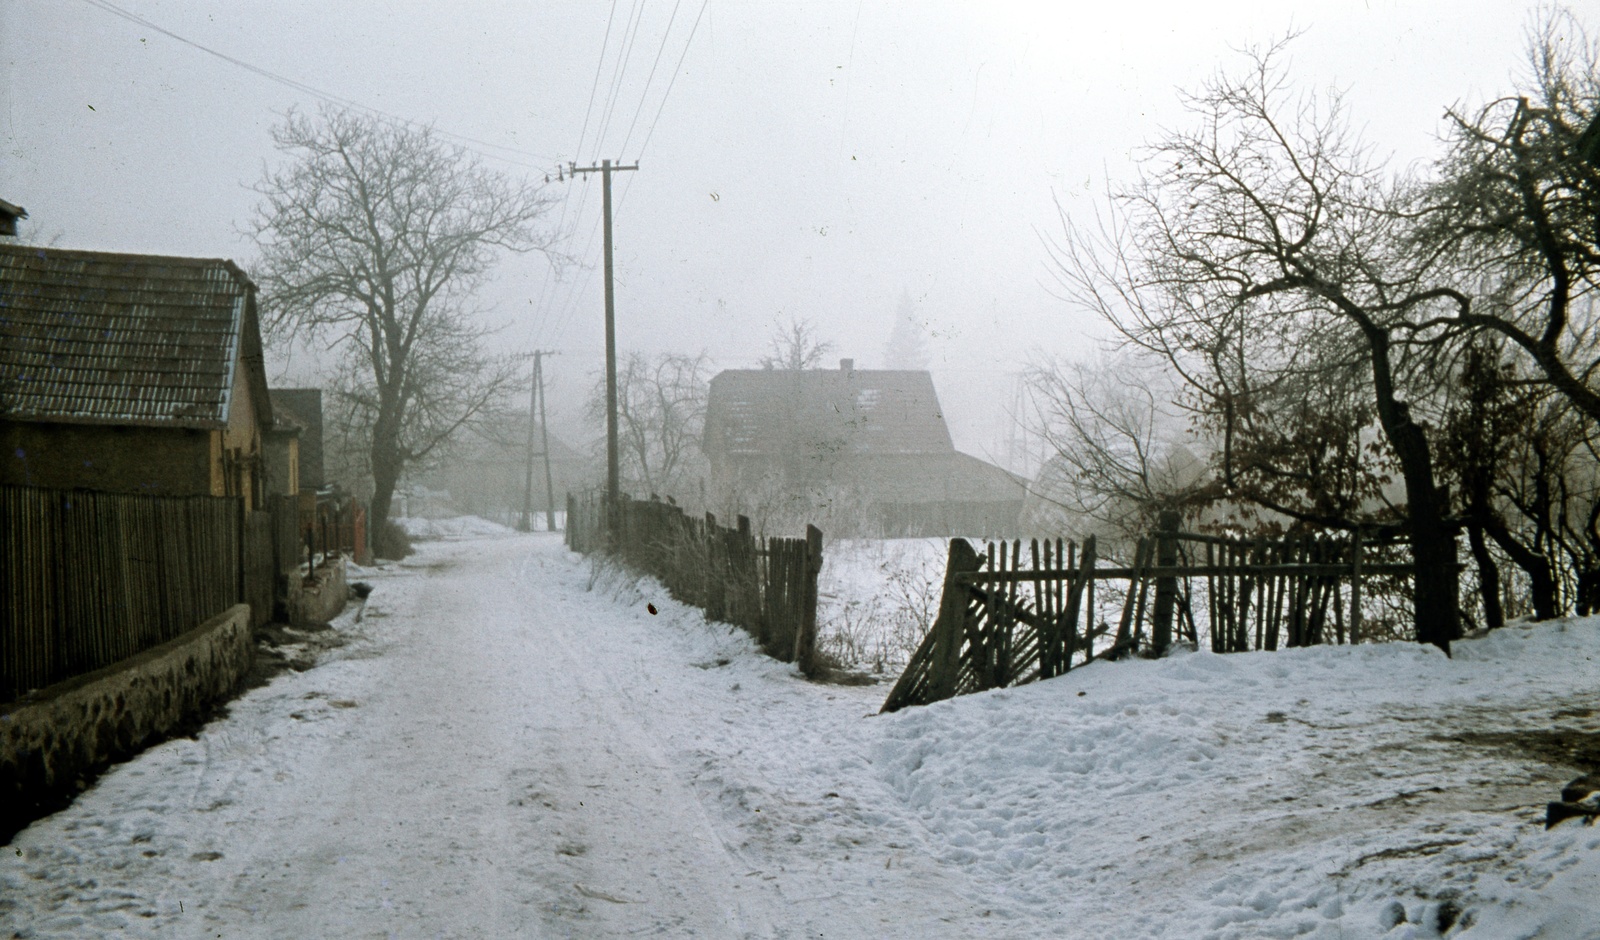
4,531,1600,938
392,513,517,541
816,537,947,671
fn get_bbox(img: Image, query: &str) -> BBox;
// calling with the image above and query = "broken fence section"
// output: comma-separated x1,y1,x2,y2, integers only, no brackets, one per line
882,517,1415,713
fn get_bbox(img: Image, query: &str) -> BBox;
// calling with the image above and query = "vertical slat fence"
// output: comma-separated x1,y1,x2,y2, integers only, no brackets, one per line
564,491,826,677
882,522,1424,713
1,485,249,702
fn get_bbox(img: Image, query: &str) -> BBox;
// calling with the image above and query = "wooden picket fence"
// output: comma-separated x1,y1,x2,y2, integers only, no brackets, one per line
1,486,243,701
566,492,825,676
882,514,1417,713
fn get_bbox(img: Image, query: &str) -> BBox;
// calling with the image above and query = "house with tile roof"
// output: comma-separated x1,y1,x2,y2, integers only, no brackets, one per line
265,388,327,500
0,244,274,508
703,359,1024,536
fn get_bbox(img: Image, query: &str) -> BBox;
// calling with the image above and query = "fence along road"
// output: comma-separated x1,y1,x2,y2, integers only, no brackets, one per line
883,515,1418,713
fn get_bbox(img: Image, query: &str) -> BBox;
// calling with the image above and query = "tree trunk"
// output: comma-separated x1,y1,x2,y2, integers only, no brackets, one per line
1466,523,1504,630
1356,320,1460,653
368,400,405,558
1482,515,1559,621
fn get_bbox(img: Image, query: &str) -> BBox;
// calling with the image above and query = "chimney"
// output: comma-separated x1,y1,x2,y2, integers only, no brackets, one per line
840,358,854,373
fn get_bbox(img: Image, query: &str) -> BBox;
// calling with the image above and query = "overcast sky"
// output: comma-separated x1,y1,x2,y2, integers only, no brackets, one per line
0,0,1563,465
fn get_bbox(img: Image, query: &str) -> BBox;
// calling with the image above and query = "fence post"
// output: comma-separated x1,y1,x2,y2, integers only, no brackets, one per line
1152,510,1180,656
795,525,824,678
1350,526,1363,644
1063,535,1095,668
929,538,981,704
735,515,756,632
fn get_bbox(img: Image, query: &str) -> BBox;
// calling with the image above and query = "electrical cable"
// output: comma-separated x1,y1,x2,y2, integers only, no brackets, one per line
618,0,683,157
591,0,648,161
629,0,708,164
78,0,561,168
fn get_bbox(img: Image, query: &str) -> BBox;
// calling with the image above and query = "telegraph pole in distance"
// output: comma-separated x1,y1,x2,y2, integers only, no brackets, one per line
520,349,559,532
567,159,638,541
537,350,559,533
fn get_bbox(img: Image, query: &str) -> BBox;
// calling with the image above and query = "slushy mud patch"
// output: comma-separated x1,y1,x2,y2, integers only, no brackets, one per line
1441,729,1600,775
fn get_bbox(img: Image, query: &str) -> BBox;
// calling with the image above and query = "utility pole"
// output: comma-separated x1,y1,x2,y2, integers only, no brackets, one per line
537,351,558,533
566,159,638,541
520,349,559,532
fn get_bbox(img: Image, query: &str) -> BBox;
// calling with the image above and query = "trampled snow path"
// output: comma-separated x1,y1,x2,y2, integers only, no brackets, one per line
1,534,980,938
5,531,1600,939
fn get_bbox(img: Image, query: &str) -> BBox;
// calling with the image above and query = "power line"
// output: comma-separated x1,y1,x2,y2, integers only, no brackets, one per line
630,0,709,164
619,0,683,157
592,0,649,161
537,0,707,347
78,0,561,169
572,0,620,164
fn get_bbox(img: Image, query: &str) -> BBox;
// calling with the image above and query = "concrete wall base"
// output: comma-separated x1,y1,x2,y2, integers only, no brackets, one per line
1,603,253,838
286,558,347,625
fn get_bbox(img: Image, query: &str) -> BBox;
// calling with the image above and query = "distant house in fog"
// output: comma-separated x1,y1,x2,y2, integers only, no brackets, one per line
0,244,273,509
265,388,325,498
702,359,1024,536
413,415,593,525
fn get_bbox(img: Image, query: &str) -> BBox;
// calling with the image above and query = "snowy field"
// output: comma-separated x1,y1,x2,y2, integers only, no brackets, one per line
4,530,1599,938
816,537,948,673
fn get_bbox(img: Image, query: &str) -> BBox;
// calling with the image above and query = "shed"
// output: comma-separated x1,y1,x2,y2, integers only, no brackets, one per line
0,244,273,508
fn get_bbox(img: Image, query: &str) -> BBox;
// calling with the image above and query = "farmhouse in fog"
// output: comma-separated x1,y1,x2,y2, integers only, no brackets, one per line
702,359,1023,536
0,244,274,508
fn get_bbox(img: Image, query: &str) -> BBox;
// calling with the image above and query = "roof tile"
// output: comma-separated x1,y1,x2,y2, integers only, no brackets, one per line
0,244,255,429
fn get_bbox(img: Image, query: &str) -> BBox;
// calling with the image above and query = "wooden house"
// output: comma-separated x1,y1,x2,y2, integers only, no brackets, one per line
265,388,325,498
702,360,1024,536
0,244,273,509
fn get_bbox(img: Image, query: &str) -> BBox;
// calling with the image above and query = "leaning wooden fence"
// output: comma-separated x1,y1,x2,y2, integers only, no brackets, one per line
882,514,1417,713
1,486,243,701
566,492,825,676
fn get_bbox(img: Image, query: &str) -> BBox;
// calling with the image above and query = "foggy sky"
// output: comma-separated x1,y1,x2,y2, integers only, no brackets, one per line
0,0,1548,467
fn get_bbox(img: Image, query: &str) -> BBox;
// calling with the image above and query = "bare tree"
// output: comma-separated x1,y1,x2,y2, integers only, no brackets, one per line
250,107,555,554
760,316,835,370
1053,41,1465,650
884,290,931,370
1416,10,1600,425
586,352,711,498
1023,353,1207,542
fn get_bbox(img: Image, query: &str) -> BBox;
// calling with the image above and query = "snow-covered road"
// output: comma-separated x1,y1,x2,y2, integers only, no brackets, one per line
5,530,1600,939
1,533,982,938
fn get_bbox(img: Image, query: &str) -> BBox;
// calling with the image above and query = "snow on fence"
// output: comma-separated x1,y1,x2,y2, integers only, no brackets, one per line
566,492,826,677
881,513,1418,713
1,485,244,701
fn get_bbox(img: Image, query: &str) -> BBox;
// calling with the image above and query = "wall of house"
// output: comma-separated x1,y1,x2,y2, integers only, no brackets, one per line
0,604,252,835
263,433,300,497
0,421,213,494
218,362,265,509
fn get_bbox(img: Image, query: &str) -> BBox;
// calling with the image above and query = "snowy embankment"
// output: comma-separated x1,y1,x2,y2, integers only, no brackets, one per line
3,530,1598,938
392,513,517,541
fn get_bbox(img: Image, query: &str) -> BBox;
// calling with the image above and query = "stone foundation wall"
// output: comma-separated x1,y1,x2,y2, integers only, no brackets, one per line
286,558,347,625
1,604,253,833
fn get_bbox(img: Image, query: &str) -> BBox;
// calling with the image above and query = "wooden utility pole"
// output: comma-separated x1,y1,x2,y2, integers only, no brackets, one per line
537,351,558,533
567,159,639,542
520,349,559,532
